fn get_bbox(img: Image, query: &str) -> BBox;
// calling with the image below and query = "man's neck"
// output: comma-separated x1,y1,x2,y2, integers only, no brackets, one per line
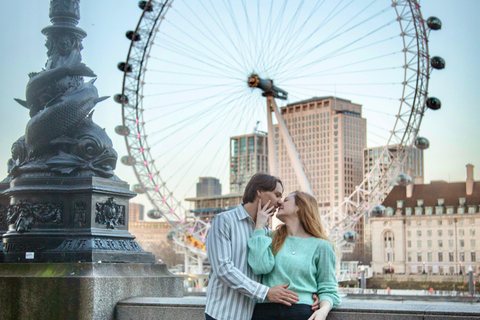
243,202,258,222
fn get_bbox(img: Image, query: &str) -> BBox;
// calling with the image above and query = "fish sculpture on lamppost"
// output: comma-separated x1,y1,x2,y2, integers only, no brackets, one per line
0,0,154,264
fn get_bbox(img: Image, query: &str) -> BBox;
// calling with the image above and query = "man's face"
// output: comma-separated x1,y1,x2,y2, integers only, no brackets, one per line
258,182,283,210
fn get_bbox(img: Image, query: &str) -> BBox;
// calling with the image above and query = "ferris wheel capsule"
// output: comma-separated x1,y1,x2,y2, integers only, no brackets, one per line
120,155,136,166
396,173,412,187
343,231,359,243
114,94,129,104
167,230,177,241
138,1,153,12
426,97,441,110
414,137,430,150
147,209,162,219
132,184,145,194
117,62,132,73
430,56,445,70
371,205,386,217
115,125,130,136
426,16,442,30
126,31,141,42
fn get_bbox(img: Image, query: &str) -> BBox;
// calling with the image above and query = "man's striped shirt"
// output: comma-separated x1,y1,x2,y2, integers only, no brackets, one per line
206,204,269,320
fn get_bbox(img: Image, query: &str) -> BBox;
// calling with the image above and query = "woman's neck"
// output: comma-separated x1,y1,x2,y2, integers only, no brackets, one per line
285,220,310,238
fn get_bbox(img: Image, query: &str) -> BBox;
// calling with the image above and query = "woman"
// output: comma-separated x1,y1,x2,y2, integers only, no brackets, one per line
247,191,340,320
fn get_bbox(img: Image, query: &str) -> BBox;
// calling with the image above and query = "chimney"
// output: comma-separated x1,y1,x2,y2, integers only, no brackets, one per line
406,168,414,198
466,164,474,196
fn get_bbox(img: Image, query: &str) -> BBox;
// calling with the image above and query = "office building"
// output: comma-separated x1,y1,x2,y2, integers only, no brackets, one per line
274,96,366,225
196,177,221,197
363,145,424,186
230,132,268,193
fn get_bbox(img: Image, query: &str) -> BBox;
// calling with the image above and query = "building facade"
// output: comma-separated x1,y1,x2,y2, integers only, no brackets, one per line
128,203,181,268
363,145,424,186
370,165,480,275
185,193,243,222
230,132,268,193
196,177,221,197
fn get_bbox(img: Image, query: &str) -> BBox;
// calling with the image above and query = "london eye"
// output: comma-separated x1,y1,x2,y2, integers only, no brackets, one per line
115,0,443,275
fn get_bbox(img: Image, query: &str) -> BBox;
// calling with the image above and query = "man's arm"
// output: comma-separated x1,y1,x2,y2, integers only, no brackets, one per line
207,214,269,300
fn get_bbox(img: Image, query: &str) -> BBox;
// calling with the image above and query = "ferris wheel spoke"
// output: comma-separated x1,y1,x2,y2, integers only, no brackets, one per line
169,5,247,73
147,56,243,81
163,92,255,192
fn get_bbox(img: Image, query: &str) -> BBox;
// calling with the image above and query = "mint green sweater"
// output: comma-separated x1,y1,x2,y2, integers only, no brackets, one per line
247,229,341,308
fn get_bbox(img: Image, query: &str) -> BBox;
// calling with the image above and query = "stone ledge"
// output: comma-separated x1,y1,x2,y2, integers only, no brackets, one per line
116,297,480,320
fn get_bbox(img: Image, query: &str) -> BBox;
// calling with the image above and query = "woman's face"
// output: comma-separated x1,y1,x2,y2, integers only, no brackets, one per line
276,193,297,221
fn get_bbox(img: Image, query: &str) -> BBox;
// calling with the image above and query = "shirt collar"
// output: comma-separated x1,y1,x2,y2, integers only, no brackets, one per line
235,204,254,223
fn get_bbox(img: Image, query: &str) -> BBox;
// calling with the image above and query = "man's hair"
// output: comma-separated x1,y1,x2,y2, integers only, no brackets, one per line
242,173,283,204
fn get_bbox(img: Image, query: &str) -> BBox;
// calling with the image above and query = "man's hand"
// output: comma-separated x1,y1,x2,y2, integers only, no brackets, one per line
311,293,319,311
255,200,275,229
266,284,299,306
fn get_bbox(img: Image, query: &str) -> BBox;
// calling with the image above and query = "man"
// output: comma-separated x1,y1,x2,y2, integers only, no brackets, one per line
205,173,301,320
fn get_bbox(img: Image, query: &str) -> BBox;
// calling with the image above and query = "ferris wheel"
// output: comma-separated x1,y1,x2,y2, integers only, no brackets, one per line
115,0,443,274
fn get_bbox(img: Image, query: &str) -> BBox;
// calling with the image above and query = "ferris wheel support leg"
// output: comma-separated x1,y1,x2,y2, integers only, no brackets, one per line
266,96,278,177
269,96,312,194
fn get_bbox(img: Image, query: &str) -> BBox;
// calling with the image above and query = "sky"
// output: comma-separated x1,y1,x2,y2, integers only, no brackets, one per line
0,0,479,213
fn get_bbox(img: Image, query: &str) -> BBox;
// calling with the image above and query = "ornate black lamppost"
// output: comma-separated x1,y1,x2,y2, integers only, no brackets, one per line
0,2,182,318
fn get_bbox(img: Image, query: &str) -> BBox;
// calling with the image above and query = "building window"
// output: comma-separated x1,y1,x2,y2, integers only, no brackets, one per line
448,229,453,236
438,198,445,206
425,207,433,215
449,239,454,248
428,240,432,248
472,252,477,262
471,229,476,237
438,252,443,262
449,252,454,262
460,252,465,262
471,239,476,248
446,206,454,214
438,240,443,248
460,240,465,248
407,252,412,262
437,220,443,226
407,230,411,237
458,207,465,214
459,197,466,206
406,208,412,216
417,240,422,248
459,229,464,237
435,206,443,215
397,200,403,209
427,230,432,236
468,206,476,213
417,199,424,207
427,252,432,262
417,253,422,262
407,240,411,248
417,230,422,237
415,207,423,215
438,230,443,237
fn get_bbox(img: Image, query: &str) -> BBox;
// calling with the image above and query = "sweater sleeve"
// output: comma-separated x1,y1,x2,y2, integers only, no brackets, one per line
315,241,341,308
247,229,275,275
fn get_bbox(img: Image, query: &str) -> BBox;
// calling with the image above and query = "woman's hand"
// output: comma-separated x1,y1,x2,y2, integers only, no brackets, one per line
308,308,329,320
308,300,331,320
255,200,275,229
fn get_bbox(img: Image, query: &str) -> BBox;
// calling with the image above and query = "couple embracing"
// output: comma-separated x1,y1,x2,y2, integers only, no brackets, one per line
205,173,340,320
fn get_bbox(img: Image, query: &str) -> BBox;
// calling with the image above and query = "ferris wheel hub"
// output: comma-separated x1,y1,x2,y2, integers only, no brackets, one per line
247,74,288,100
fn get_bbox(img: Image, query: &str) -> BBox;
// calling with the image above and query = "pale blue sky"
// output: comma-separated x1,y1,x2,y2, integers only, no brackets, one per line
1,1,479,209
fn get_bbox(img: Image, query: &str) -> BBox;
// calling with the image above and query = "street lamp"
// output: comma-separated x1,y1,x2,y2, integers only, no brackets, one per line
388,261,392,273
423,261,426,274
459,261,463,275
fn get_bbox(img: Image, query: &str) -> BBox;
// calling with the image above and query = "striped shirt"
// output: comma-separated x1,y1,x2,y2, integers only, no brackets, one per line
206,204,269,320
